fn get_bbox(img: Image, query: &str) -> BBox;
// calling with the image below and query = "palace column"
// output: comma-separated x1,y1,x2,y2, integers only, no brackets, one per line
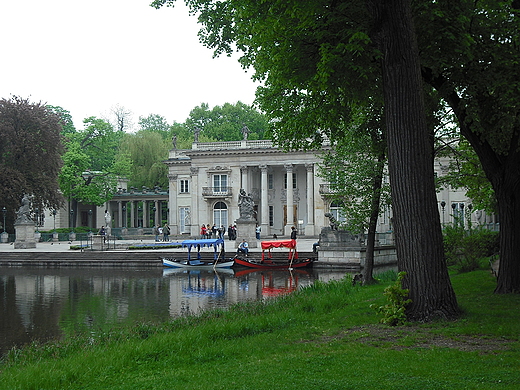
117,201,123,228
130,201,135,228
260,164,269,236
154,200,160,226
142,200,148,228
168,174,178,232
190,167,199,236
284,164,294,235
240,165,248,192
305,163,315,236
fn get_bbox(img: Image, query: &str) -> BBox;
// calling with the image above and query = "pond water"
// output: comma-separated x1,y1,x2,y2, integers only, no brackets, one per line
0,267,350,357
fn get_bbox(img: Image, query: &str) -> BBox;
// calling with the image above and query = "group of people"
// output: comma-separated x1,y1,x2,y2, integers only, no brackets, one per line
199,224,239,240
153,223,171,242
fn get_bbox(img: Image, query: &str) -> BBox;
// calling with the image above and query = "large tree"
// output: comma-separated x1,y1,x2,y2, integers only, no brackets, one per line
0,96,64,231
59,117,129,221
318,104,389,285
118,130,169,189
152,0,461,320
416,0,520,293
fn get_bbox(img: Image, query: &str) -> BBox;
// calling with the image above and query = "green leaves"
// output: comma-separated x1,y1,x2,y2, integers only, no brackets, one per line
371,272,412,326
59,118,122,206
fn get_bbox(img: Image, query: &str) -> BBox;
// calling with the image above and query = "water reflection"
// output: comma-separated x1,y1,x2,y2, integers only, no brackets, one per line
0,267,349,357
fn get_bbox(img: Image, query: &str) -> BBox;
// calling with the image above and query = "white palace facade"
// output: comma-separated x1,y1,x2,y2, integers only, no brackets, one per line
165,139,328,238
161,139,496,238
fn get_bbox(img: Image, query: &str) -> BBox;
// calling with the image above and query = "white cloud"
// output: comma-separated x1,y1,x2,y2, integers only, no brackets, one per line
0,0,258,129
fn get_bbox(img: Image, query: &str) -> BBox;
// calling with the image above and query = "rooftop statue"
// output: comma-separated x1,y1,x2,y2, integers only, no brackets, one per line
241,124,250,140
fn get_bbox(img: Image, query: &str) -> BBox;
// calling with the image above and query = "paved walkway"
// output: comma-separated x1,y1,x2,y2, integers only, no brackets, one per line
0,237,319,253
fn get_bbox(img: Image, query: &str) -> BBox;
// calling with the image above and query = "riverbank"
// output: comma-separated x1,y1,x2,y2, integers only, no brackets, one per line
1,269,518,389
0,238,329,268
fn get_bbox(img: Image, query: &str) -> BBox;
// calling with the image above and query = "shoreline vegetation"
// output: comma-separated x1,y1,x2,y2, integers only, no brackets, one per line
1,270,519,389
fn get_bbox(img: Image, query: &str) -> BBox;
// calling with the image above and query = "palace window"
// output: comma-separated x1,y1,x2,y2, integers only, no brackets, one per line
330,201,347,223
213,202,228,228
179,207,190,233
213,174,228,194
180,179,189,193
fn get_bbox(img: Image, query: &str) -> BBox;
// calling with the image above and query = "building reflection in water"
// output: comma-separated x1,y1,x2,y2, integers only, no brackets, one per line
0,267,349,357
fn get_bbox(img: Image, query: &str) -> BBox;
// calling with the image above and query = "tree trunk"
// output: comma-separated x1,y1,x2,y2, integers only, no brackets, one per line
369,0,460,320
427,75,520,294
363,156,385,285
495,184,520,293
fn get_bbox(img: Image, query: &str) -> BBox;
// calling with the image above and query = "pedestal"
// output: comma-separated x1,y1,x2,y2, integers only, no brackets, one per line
235,219,257,248
1,231,8,243
317,228,364,265
92,235,105,251
14,223,37,249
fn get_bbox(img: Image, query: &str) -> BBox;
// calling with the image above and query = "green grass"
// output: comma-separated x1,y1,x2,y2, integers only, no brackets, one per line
1,270,519,389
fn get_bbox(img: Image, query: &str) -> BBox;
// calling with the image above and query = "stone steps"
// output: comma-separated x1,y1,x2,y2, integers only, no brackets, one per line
0,250,317,267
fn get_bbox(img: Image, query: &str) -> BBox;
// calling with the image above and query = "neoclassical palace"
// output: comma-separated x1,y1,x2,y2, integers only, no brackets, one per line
165,139,326,237
37,139,497,237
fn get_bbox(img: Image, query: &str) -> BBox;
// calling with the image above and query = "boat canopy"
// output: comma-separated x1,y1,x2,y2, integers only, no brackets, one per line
181,238,225,260
261,239,298,260
261,239,297,250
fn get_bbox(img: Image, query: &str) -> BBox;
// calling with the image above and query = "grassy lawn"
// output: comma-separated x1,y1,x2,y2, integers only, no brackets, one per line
1,270,519,389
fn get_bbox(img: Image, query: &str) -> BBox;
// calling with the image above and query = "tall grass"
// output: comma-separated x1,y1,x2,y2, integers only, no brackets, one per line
1,270,519,390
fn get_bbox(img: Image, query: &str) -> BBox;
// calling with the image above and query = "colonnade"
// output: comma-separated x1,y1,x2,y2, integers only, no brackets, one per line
108,199,168,228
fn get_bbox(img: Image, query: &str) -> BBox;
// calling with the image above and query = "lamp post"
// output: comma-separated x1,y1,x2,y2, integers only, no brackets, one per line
122,205,126,228
440,201,446,225
70,208,75,231
51,209,57,232
2,207,6,233
138,206,142,228
88,209,93,234
35,208,39,231
152,206,157,227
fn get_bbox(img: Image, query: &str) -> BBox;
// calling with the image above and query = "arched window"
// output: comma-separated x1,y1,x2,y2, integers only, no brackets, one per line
330,201,346,223
213,202,228,229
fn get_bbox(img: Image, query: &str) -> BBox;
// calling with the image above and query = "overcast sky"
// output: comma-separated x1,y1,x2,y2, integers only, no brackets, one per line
0,0,258,130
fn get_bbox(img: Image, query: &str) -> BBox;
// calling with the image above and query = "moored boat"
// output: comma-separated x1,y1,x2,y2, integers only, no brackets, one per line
162,238,234,269
233,239,313,269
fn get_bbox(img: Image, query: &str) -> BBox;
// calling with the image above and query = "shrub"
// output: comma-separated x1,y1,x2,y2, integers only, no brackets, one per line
443,225,499,272
371,272,411,326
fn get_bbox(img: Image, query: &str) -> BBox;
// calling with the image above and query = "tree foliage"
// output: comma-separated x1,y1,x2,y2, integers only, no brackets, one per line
118,130,169,189
0,96,64,230
59,117,128,207
416,0,520,293
185,101,270,141
138,114,171,137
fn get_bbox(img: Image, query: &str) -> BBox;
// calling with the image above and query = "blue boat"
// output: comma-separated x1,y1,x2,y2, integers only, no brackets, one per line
162,238,234,269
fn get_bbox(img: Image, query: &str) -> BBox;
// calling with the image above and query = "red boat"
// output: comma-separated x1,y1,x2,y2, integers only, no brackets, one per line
233,239,313,269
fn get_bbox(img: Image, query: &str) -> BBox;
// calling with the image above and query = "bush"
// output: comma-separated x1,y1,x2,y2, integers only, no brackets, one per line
371,272,411,326
443,225,499,272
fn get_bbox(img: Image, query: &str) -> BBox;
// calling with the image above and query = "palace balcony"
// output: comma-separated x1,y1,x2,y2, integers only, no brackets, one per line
202,187,233,199
319,184,336,195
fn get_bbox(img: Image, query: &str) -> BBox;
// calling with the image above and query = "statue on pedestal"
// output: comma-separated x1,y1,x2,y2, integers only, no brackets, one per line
238,189,254,220
15,194,34,224
104,210,112,236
